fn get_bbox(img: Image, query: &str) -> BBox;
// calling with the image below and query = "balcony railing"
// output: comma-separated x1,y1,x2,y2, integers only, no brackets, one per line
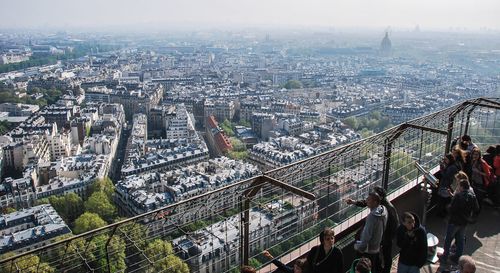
0,97,499,273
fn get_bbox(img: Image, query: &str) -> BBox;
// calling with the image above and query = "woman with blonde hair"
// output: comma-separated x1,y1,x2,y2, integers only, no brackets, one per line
452,145,468,171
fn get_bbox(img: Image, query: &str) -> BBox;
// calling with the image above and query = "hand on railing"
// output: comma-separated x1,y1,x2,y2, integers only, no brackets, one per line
345,198,355,205
262,250,274,260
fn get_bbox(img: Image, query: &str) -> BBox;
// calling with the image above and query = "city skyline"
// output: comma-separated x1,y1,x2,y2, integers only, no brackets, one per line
1,0,500,31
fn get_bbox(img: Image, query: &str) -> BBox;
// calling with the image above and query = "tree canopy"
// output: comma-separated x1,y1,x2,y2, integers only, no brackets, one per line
48,193,84,226
59,235,126,273
284,80,303,89
0,253,54,273
343,111,392,134
85,191,116,223
220,119,235,136
0,86,62,107
73,212,107,234
144,239,189,273
89,177,115,201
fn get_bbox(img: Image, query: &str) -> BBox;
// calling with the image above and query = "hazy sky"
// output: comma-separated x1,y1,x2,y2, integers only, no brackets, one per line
1,0,499,30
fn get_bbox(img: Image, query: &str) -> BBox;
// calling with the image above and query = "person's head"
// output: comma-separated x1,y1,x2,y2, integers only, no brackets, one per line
443,153,456,166
458,179,470,192
241,266,256,273
455,171,469,183
366,192,381,209
402,212,416,231
319,228,335,249
355,257,372,273
496,145,500,156
373,186,387,200
293,258,306,273
461,135,472,145
486,145,496,155
458,255,476,273
471,148,481,161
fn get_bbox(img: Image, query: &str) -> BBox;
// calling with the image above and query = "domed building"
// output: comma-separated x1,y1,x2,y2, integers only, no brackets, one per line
380,31,392,55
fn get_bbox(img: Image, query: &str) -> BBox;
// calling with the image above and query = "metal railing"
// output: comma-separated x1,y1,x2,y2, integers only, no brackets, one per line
1,97,499,273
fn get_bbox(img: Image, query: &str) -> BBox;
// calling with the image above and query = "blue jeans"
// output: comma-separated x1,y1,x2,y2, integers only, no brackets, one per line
397,262,420,273
442,223,466,261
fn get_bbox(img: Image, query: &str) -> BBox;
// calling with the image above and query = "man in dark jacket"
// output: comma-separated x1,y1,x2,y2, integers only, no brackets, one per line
305,227,344,273
396,212,428,273
347,186,399,273
439,179,479,265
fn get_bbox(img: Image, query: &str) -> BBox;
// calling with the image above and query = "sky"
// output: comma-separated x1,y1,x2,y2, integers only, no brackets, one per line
1,0,499,31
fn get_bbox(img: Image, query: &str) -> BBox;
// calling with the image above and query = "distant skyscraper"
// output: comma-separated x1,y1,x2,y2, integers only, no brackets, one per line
380,32,392,55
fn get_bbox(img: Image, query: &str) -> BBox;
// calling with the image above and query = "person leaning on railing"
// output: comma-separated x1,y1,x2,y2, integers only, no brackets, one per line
353,192,388,273
346,186,399,273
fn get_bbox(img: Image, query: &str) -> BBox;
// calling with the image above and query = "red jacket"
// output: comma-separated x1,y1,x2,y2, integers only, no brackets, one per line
480,159,493,187
494,155,500,177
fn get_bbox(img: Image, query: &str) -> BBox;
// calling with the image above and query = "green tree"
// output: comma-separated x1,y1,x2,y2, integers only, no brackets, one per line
48,193,84,225
34,198,50,205
360,128,374,139
283,80,303,89
2,207,16,214
370,111,382,120
58,235,126,273
0,253,54,273
249,258,262,269
73,212,107,234
144,239,189,273
89,177,115,201
230,137,246,152
366,119,378,131
389,151,417,190
344,116,359,130
220,119,235,136
93,235,126,273
85,191,116,223
239,119,251,127
118,223,148,269
227,150,249,160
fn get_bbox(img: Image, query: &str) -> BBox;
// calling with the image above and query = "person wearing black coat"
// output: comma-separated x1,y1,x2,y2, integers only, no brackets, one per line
396,212,428,273
434,154,460,217
304,228,344,273
440,179,479,265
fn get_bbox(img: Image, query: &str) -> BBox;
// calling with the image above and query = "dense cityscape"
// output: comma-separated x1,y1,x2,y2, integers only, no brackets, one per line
0,11,499,273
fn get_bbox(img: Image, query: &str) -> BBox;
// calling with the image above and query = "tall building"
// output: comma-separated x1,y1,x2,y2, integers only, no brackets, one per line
204,100,235,125
165,104,195,139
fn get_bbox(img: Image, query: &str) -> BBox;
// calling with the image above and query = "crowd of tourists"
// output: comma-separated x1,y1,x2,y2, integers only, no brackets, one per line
240,135,498,273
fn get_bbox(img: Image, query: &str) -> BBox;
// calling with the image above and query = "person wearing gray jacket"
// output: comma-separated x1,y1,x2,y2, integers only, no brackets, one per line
354,192,388,273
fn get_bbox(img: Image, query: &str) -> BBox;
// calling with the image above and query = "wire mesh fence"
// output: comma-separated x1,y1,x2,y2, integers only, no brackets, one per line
0,97,499,273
